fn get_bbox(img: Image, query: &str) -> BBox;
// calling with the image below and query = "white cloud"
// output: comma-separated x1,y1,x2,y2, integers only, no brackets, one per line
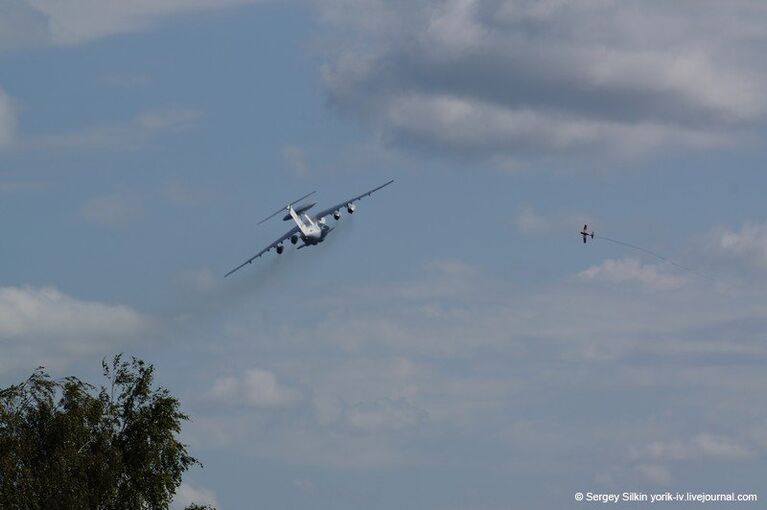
710,222,767,271
172,483,220,510
316,0,767,160
384,93,730,157
81,192,144,226
207,368,302,408
425,0,488,55
630,433,755,462
693,433,754,460
0,285,150,374
185,251,767,481
578,257,687,290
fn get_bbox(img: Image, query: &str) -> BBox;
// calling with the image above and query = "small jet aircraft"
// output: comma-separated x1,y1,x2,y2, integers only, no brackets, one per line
225,180,394,277
581,224,594,244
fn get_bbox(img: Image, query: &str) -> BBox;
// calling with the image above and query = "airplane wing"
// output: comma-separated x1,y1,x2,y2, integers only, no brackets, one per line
225,226,300,277
313,179,394,221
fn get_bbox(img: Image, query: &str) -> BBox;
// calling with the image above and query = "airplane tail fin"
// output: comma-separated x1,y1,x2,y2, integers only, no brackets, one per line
258,191,316,225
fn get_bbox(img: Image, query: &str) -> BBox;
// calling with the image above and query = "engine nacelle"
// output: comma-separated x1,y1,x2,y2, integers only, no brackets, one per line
333,210,341,220
347,203,356,214
276,243,284,254
290,235,298,245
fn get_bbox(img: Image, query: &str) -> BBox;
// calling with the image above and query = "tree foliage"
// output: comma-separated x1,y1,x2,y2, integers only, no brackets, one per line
0,355,212,510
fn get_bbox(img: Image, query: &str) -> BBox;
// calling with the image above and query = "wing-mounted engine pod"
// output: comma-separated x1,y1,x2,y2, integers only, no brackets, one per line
290,234,299,245
333,210,341,220
347,203,356,214
276,243,284,254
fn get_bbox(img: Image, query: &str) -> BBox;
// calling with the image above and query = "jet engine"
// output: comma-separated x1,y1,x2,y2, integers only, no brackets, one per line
347,203,356,214
290,235,299,245
276,243,284,254
333,210,341,220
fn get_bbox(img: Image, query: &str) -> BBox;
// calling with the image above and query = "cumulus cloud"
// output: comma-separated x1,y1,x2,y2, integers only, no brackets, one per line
384,93,729,157
0,286,150,374
578,257,687,290
709,221,767,272
185,250,767,482
206,368,302,408
316,0,767,160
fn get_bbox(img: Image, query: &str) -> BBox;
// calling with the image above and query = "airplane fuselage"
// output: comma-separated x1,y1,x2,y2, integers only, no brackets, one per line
291,209,331,246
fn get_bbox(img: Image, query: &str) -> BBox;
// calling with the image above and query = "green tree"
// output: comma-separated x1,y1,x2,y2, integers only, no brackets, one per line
0,355,214,510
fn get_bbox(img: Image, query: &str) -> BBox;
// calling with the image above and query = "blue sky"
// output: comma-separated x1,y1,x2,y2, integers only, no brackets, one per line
2,1,767,508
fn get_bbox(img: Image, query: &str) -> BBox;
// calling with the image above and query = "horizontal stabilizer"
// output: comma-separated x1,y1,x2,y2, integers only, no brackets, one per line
283,202,316,220
258,191,316,225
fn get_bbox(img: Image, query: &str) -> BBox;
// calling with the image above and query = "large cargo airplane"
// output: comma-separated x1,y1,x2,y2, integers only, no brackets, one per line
225,180,394,277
